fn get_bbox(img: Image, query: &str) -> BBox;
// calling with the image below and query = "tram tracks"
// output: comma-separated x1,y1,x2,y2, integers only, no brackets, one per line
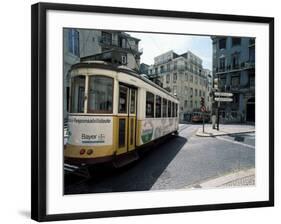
178,124,191,133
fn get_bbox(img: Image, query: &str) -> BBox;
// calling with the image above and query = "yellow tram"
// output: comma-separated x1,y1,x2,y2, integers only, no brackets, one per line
64,61,179,167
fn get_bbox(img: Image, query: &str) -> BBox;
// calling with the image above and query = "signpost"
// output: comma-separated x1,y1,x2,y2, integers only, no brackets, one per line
214,92,233,97
200,97,205,133
213,92,233,131
214,97,233,102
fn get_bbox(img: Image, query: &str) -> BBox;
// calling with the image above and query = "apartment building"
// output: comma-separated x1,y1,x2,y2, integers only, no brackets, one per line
148,50,211,121
212,36,255,123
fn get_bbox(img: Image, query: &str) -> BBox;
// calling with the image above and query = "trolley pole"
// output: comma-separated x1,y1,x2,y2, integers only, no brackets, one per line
217,75,220,131
217,101,220,131
200,97,205,133
202,112,205,133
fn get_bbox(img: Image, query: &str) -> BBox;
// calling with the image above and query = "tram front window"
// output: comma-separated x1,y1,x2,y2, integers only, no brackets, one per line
70,76,85,113
88,76,113,113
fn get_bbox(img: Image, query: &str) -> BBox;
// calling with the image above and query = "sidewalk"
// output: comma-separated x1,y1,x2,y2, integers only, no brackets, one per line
187,168,255,189
196,124,255,137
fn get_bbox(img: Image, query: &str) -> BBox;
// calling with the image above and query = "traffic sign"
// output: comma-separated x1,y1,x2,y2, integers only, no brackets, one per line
214,97,233,102
200,106,206,112
214,92,233,97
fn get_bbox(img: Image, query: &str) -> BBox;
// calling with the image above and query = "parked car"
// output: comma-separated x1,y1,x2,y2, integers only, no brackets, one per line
191,112,210,123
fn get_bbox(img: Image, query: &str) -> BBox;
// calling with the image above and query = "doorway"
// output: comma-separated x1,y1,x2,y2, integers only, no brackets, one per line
116,84,137,155
246,97,255,122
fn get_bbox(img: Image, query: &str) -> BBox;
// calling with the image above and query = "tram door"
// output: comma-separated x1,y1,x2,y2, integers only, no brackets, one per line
117,84,137,155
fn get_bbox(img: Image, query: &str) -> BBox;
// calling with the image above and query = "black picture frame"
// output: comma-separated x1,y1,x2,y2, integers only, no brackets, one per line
31,2,274,222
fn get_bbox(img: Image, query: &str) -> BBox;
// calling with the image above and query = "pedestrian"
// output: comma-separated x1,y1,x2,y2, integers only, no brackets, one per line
212,113,216,129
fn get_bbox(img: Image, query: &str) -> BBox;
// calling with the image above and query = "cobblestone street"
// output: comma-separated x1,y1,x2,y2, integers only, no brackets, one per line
65,124,255,194
222,175,255,187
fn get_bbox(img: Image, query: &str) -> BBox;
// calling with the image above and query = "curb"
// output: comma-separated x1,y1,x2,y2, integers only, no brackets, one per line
186,168,255,189
196,130,255,137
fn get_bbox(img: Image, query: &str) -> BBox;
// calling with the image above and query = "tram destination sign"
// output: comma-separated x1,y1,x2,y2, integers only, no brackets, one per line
214,97,233,102
214,92,233,97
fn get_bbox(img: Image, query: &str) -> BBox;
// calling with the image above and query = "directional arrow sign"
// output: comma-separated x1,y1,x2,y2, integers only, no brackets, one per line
215,97,233,102
214,92,233,97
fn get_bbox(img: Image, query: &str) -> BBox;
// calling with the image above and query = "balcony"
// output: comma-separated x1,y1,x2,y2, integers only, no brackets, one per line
245,62,255,69
232,64,240,70
215,62,255,75
218,67,226,73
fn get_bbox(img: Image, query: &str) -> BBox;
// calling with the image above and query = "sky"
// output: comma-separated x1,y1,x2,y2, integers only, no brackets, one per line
127,32,212,70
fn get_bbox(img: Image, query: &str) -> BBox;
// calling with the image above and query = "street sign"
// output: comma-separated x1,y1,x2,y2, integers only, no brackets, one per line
214,97,233,102
200,106,206,112
214,92,233,97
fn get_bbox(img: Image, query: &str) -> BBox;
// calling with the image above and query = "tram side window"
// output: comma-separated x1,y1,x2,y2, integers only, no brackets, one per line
88,76,113,113
119,85,128,113
172,102,175,117
70,76,85,113
168,100,171,117
162,98,167,117
156,95,162,118
130,89,136,114
146,91,154,118
175,103,178,117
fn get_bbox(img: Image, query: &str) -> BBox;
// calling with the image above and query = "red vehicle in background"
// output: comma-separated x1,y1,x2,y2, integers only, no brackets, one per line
191,112,210,123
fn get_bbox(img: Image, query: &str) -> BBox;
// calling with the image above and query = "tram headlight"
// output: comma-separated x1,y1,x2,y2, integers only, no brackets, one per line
80,149,86,155
87,149,93,155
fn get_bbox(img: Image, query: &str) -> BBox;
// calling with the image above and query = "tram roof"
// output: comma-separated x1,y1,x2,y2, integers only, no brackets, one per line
71,61,178,100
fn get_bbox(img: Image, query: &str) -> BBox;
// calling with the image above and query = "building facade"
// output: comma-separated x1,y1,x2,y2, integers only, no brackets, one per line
63,28,142,120
63,28,80,122
148,50,211,121
212,36,255,123
204,68,213,112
